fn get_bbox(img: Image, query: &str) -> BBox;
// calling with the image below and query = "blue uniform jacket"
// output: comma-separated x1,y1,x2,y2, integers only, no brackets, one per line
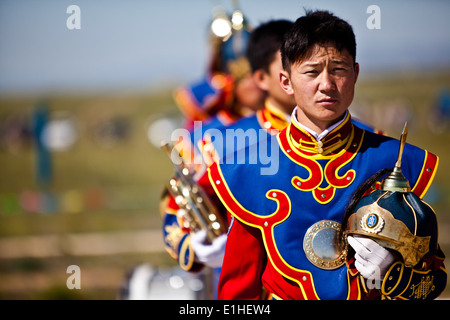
209,112,442,299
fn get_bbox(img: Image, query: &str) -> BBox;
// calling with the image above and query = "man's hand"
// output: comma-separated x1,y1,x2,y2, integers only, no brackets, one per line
348,235,396,282
191,230,227,268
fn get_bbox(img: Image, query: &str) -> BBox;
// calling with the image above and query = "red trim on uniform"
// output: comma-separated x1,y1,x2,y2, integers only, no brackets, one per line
411,151,439,199
281,125,364,205
280,128,323,190
324,127,362,187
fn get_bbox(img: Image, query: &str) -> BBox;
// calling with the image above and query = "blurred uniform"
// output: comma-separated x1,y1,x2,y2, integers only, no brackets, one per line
173,10,263,131
160,8,265,299
161,104,289,264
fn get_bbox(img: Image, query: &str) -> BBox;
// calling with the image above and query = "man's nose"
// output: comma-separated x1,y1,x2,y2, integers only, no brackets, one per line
318,71,335,92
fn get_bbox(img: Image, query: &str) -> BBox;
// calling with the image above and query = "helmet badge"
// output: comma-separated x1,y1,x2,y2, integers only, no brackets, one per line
361,212,384,234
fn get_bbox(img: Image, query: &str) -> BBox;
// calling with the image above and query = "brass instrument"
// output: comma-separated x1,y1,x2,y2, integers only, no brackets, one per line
161,142,227,243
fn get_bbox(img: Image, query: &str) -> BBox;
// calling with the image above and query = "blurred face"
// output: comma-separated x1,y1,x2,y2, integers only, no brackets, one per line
234,73,266,112
254,50,296,114
280,45,359,133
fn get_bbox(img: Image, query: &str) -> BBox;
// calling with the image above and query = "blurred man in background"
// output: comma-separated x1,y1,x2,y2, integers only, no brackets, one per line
173,8,264,131
160,17,295,299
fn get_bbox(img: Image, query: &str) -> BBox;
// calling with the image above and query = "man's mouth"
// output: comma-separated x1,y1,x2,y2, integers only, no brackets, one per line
317,98,338,106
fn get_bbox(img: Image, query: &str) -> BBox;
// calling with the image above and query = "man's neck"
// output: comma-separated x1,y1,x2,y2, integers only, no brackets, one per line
293,107,348,141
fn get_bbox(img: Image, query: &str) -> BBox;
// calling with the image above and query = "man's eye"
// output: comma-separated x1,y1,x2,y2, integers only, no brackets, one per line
305,70,317,74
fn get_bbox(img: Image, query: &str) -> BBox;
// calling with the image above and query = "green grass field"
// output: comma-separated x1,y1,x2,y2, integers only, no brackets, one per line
1,71,449,299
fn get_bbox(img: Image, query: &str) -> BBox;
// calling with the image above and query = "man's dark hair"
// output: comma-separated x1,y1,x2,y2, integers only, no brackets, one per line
281,10,356,74
246,19,293,73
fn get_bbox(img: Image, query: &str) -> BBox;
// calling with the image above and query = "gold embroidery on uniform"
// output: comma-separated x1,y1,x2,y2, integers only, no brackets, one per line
408,275,435,299
164,222,184,258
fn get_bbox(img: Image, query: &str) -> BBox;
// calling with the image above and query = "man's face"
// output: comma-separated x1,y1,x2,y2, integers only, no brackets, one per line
264,51,296,113
235,73,266,112
280,45,359,132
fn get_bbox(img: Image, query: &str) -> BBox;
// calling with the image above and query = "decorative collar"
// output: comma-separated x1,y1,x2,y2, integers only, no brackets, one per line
257,99,291,132
287,110,353,156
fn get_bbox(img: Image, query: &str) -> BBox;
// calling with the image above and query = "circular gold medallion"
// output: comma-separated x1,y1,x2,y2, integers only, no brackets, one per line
303,220,346,270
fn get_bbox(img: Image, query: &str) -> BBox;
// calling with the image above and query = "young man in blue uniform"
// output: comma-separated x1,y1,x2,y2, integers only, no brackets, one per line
209,10,446,300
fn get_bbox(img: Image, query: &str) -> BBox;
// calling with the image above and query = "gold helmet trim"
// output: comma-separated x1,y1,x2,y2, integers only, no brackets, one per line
344,197,431,267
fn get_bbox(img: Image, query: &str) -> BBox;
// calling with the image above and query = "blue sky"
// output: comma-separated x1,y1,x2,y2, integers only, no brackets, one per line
0,0,449,94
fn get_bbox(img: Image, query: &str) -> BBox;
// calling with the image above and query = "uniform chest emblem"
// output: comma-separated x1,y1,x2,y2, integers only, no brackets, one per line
303,220,347,270
279,127,364,205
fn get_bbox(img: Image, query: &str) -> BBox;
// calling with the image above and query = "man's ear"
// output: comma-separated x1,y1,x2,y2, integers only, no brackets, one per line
353,63,360,84
252,70,270,91
280,70,294,95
